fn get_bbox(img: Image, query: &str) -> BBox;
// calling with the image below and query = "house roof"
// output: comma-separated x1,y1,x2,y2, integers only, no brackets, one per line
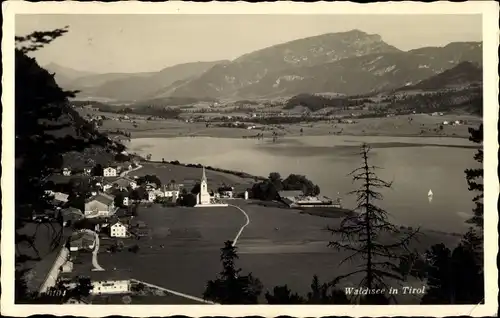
104,166,117,170
86,193,115,206
59,207,84,222
69,231,95,248
113,178,133,188
163,183,180,191
61,207,83,215
111,221,126,227
53,192,69,203
278,190,304,198
60,269,132,282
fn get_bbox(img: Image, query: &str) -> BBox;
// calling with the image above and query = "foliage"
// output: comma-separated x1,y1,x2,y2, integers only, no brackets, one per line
178,193,197,207
203,241,263,304
284,93,350,111
136,174,162,188
464,124,483,229
327,143,419,304
14,27,114,303
113,191,126,208
191,183,201,195
421,233,484,304
130,187,148,201
265,285,305,304
264,275,351,304
91,163,104,176
251,172,320,201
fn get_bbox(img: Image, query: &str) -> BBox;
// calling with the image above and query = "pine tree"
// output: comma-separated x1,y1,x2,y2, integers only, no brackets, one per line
203,241,263,304
265,285,305,304
464,124,483,229
327,143,419,304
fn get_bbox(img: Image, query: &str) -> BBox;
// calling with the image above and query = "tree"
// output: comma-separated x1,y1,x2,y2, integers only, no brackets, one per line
191,183,201,195
92,163,103,176
268,172,283,192
327,143,419,304
420,236,483,304
113,192,125,208
203,241,263,304
265,275,350,304
464,124,483,229
282,174,320,196
306,275,350,304
265,285,305,304
15,27,115,303
180,193,197,207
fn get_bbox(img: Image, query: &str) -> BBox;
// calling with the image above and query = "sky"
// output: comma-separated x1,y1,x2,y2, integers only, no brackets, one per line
15,14,482,74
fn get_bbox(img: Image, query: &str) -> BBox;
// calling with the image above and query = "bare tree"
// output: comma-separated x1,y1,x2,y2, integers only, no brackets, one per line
327,143,419,304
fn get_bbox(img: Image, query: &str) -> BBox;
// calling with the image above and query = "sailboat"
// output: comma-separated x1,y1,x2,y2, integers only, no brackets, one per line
427,189,433,203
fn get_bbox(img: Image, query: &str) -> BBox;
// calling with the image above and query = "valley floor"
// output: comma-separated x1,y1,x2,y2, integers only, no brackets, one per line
96,113,481,140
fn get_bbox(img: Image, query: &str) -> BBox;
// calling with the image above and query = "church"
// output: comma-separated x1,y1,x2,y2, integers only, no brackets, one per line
195,166,229,208
197,166,212,205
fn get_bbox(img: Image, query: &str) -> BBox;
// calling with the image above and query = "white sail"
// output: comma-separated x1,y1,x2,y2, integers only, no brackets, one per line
428,189,433,197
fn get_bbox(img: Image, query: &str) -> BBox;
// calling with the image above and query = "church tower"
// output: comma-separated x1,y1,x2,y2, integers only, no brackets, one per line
198,166,211,205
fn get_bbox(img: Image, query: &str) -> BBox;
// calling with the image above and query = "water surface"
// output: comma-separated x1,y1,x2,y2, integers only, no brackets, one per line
130,135,478,233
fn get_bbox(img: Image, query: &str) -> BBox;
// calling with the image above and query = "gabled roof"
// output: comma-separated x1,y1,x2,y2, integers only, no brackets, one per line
278,190,304,198
113,177,134,188
111,221,126,227
53,192,69,203
86,193,115,206
61,207,83,215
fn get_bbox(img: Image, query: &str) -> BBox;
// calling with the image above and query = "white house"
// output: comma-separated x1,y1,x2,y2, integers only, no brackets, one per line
123,196,129,206
103,167,117,177
92,276,131,295
62,168,72,176
163,183,180,201
218,186,234,198
61,271,131,295
129,179,138,189
148,190,164,202
110,221,128,238
102,183,113,192
148,191,156,202
84,193,117,218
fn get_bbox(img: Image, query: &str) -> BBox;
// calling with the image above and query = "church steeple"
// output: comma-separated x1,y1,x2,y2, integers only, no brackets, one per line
201,166,207,182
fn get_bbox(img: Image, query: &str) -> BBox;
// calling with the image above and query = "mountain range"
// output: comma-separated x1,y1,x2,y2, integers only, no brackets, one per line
46,29,482,102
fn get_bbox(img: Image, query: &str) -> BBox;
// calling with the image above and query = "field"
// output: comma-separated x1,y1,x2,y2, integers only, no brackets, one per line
85,105,481,140
94,200,461,304
127,162,256,186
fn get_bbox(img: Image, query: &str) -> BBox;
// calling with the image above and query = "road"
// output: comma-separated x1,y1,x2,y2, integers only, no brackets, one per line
120,164,143,177
227,204,250,247
82,229,104,271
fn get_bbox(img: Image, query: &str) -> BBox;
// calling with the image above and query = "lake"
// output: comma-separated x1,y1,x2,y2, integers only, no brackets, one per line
129,135,479,233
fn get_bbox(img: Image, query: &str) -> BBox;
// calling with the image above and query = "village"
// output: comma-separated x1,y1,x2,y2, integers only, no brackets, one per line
28,147,354,304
